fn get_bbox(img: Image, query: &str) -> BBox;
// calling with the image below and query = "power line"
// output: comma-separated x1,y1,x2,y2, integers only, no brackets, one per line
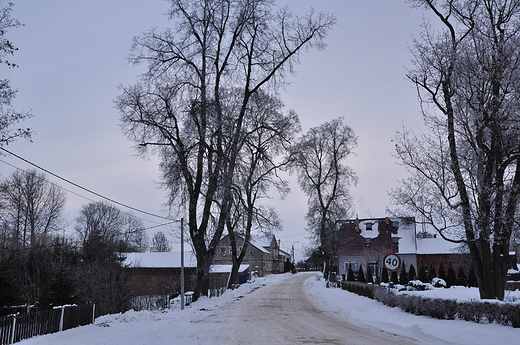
0,158,167,227
0,147,174,222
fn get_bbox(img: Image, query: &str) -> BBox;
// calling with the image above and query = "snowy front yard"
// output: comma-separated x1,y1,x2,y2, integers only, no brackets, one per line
19,273,520,345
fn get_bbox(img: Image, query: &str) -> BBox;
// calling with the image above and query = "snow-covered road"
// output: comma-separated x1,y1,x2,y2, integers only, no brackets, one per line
211,272,417,344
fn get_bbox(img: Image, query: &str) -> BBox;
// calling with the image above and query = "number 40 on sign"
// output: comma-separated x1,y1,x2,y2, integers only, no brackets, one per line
383,253,401,272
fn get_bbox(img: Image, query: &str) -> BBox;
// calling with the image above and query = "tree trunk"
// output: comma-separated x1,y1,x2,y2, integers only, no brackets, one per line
193,249,211,301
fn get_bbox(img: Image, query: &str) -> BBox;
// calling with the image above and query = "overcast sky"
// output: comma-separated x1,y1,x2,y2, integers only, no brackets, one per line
2,0,427,260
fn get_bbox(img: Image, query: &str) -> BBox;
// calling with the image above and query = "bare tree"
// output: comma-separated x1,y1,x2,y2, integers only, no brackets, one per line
150,230,170,252
392,0,520,300
291,118,357,272
75,201,148,255
116,0,335,300
75,202,146,316
0,3,32,146
226,90,299,287
0,169,66,250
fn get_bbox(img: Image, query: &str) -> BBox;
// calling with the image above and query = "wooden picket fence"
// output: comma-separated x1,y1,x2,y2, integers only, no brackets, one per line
0,304,95,345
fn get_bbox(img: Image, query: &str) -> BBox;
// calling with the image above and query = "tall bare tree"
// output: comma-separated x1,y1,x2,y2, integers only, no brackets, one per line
116,0,335,299
226,90,299,287
392,0,520,300
0,169,66,250
291,118,357,272
0,3,32,146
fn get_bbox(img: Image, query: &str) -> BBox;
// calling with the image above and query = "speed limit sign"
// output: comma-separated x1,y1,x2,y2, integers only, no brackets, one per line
383,253,401,271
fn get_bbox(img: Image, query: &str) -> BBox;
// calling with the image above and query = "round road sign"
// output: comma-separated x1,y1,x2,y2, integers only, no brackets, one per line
383,253,401,271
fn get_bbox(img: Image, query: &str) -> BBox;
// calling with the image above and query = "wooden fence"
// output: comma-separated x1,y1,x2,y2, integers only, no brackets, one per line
0,304,95,345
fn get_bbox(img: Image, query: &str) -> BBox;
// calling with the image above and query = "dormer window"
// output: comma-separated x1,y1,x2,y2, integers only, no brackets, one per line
365,222,373,230
365,238,372,245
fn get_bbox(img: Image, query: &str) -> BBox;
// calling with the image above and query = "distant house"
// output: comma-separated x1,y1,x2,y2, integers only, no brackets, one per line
337,217,469,280
124,252,248,296
213,234,290,277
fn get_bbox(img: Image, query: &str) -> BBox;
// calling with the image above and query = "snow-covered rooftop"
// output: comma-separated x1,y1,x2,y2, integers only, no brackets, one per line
123,252,198,268
396,220,417,254
210,264,249,273
250,236,272,254
416,236,463,254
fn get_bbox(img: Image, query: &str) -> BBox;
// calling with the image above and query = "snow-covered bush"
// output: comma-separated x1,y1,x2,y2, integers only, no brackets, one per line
431,277,447,288
406,280,433,291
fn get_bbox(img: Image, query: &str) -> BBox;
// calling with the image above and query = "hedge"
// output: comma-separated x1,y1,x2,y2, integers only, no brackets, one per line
339,281,520,328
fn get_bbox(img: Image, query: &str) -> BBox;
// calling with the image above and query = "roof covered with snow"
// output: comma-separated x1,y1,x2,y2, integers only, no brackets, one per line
210,264,249,273
123,252,198,268
416,236,463,254
396,219,417,254
249,235,273,254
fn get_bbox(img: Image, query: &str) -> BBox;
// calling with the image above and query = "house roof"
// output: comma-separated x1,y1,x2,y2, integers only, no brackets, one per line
210,264,249,273
416,236,463,255
223,234,273,254
250,236,272,254
124,252,251,272
123,251,198,268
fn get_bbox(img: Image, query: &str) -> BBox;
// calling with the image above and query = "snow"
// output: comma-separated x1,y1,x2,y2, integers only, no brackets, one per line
210,264,249,273
18,273,520,345
123,252,197,268
416,236,462,254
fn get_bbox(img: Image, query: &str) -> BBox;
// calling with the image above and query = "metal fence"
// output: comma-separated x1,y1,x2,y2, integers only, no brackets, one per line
0,304,95,345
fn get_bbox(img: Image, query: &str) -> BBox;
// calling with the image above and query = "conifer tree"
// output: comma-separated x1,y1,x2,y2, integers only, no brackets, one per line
381,268,389,283
457,265,468,287
428,263,437,282
390,270,399,284
408,264,417,281
399,263,408,284
446,262,457,288
347,267,356,281
438,259,447,281
366,264,374,284
468,266,479,287
419,260,428,283
357,264,366,283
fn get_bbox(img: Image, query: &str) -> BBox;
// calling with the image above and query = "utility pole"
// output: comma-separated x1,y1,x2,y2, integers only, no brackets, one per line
180,217,185,310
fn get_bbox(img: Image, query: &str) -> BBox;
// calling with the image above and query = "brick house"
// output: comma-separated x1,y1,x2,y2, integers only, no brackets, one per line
213,234,290,277
124,252,248,296
337,217,469,281
124,252,198,296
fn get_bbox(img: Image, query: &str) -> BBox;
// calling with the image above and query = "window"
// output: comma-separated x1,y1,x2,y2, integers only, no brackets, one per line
365,238,372,245
365,222,373,230
392,237,399,244
345,262,357,272
220,246,226,256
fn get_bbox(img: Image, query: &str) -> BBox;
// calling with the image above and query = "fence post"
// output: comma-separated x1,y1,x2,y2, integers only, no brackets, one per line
59,307,65,332
9,314,16,345
91,304,96,324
